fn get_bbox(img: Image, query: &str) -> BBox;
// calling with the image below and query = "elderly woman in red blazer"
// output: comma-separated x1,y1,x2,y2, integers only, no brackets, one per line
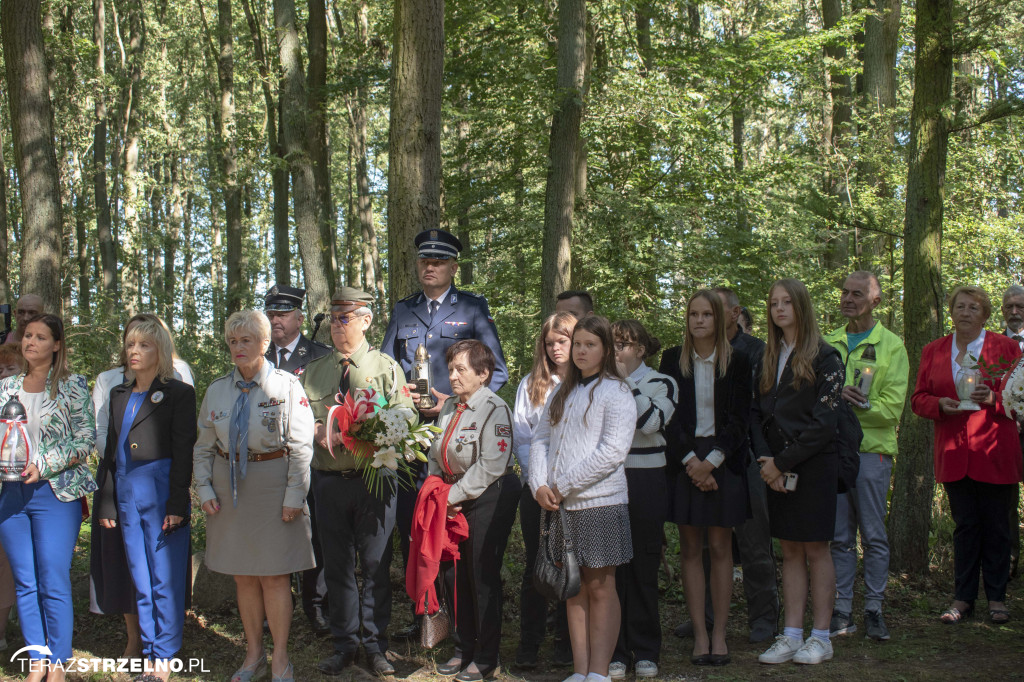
912,285,1022,625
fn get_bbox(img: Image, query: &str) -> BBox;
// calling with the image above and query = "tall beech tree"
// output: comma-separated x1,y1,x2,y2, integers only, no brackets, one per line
386,0,444,304
275,0,331,318
1,0,64,313
540,0,586,319
890,0,954,575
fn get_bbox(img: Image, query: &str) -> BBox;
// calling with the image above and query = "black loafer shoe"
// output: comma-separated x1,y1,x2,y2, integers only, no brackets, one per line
709,653,731,666
437,658,464,676
454,669,486,682
318,652,357,676
369,652,395,676
393,620,421,641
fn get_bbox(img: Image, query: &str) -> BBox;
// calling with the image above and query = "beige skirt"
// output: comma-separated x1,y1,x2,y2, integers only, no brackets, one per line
204,455,315,576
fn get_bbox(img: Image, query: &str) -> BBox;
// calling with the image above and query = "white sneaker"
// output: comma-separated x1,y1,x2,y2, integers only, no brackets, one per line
758,634,803,664
635,660,658,678
562,674,586,682
584,675,609,682
608,662,627,680
793,637,834,664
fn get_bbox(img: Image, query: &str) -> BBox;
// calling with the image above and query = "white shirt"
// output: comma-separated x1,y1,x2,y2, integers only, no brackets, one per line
1006,328,1024,352
777,341,794,385
426,286,453,315
681,350,725,469
274,335,301,364
19,390,46,464
512,372,560,479
951,329,986,380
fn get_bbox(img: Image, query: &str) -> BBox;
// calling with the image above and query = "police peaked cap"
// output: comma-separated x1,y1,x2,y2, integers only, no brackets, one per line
415,228,462,260
264,284,306,312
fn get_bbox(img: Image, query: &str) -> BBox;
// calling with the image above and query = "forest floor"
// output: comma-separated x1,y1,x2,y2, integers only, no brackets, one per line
1,523,1023,681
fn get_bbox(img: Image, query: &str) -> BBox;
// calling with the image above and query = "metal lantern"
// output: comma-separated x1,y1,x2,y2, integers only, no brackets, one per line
955,366,982,411
413,344,436,410
0,397,30,482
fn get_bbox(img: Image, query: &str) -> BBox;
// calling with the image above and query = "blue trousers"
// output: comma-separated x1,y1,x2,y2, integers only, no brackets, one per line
117,459,189,660
0,481,82,662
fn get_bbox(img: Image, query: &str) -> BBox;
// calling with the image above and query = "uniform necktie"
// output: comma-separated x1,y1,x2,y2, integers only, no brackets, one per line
278,347,288,368
228,379,257,506
429,300,440,324
339,358,352,396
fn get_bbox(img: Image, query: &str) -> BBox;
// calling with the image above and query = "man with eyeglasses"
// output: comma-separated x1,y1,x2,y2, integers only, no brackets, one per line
381,227,508,642
1002,285,1024,578
300,287,414,677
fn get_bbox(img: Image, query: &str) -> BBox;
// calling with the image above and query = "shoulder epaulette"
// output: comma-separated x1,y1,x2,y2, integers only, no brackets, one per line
399,292,423,304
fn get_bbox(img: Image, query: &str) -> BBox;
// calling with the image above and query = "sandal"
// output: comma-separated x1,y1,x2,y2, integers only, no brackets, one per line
940,604,974,624
989,608,1011,624
272,662,295,682
231,653,268,682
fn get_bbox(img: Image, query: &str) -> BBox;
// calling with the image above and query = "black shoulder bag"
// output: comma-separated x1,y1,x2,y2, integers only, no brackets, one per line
534,508,582,601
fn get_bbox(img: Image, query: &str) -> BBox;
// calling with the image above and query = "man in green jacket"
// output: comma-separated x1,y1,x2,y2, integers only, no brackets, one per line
301,287,414,677
824,271,909,643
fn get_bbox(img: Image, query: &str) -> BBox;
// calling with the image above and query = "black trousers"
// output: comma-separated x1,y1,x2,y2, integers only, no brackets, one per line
314,471,396,655
944,476,1016,603
440,473,521,673
301,486,328,618
614,468,668,665
518,484,569,649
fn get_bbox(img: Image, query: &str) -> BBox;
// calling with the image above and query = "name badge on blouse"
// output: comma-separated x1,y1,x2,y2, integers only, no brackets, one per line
151,391,164,404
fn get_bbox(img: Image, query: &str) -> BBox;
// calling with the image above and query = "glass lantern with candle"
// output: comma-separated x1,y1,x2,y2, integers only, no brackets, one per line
853,345,877,409
955,365,982,411
0,397,31,481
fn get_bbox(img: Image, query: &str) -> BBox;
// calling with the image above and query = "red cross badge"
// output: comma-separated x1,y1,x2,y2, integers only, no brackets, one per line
498,439,508,453
299,397,309,408
401,385,411,397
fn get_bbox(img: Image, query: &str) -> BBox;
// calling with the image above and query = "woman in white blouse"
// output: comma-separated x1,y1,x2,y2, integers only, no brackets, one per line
661,290,752,667
511,311,577,667
529,315,637,682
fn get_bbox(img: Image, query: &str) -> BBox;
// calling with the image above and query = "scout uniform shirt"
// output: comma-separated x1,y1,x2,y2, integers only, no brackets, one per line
300,339,414,472
193,359,315,510
427,386,514,505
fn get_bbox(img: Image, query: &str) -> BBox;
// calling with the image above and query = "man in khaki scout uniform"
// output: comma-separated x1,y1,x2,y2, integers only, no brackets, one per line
300,287,414,677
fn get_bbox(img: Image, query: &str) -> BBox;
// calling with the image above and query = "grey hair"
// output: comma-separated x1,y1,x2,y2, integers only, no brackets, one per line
1003,285,1024,302
848,270,882,300
225,310,273,347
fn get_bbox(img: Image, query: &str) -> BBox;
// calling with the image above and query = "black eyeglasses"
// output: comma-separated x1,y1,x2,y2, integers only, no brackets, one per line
329,313,368,325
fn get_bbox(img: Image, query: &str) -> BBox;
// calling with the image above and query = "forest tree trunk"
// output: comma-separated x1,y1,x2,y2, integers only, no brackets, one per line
1,0,65,314
275,0,331,319
891,0,953,576
540,0,586,319
217,0,245,315
386,0,444,305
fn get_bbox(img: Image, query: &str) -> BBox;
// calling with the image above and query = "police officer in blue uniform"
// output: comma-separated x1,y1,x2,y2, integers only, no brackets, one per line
381,228,508,640
263,283,332,636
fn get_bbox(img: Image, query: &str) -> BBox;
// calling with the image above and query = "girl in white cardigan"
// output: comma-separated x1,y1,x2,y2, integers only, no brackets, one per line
529,316,637,682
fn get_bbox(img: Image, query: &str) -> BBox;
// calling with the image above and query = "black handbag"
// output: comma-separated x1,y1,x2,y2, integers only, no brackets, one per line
533,509,581,601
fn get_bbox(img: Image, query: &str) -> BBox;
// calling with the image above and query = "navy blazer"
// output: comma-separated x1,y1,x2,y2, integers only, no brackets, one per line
380,286,508,395
660,346,752,475
96,377,197,520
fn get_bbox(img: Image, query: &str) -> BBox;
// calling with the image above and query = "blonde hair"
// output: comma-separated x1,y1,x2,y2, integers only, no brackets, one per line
123,319,176,383
678,290,733,378
948,285,992,321
117,313,181,368
759,279,821,394
527,312,578,407
225,310,272,349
